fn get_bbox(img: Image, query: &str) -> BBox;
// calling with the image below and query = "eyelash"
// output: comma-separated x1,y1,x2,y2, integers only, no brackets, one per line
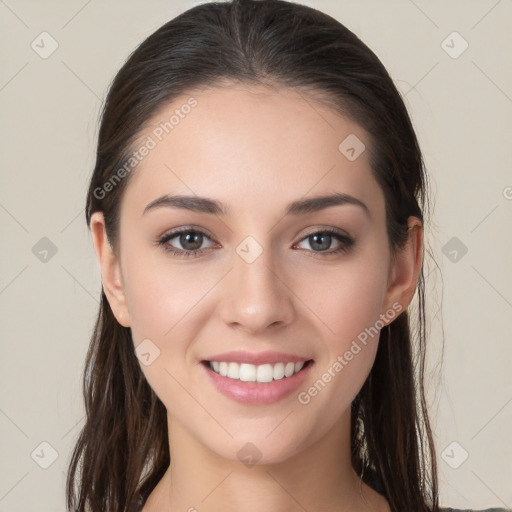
157,227,355,259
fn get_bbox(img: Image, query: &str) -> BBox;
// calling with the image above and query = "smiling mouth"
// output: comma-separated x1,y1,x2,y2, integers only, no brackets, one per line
201,359,314,383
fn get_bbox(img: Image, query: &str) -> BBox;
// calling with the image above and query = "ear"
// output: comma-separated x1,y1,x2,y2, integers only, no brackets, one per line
90,212,131,327
382,216,423,321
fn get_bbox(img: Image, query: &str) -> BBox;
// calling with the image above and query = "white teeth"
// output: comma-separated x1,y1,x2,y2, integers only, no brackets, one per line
284,362,295,377
227,362,239,379
257,364,273,383
208,360,308,382
219,362,228,376
273,362,285,380
239,363,256,382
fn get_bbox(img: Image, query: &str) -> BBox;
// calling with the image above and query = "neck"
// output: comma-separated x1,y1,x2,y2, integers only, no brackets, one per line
142,410,389,512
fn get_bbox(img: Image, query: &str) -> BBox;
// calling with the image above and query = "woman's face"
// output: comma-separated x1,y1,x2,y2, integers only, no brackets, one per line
93,83,418,465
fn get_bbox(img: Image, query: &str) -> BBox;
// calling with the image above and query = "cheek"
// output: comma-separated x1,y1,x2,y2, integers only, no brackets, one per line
121,256,208,404
303,253,390,343
121,250,222,391
122,251,212,342
294,252,389,406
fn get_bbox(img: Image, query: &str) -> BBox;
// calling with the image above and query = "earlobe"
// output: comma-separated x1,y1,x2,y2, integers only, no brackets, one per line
90,212,131,327
382,216,423,322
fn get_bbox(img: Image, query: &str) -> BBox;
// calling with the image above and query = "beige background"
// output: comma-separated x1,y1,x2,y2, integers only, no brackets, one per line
0,0,511,510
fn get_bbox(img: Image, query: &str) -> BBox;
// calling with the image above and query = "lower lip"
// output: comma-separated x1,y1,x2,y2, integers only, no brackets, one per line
201,361,314,405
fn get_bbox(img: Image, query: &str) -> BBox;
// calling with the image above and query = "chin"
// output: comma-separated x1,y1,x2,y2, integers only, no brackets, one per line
200,428,313,467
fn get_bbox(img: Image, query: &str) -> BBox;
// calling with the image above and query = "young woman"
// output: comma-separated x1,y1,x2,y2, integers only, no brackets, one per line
65,1,509,511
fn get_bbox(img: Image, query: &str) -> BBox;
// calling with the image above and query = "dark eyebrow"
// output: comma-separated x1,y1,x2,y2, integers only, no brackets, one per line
286,192,369,216
142,192,369,217
143,195,226,216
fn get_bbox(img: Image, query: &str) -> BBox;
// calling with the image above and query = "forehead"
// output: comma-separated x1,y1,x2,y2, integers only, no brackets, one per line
120,83,384,219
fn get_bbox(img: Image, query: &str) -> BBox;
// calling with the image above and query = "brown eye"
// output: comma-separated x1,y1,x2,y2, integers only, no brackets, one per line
158,228,216,257
177,231,204,251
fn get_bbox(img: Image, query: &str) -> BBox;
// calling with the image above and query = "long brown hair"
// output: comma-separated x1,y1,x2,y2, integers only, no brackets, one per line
66,1,439,510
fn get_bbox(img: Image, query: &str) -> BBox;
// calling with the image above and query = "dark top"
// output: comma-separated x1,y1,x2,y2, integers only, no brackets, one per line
442,510,510,512
130,494,509,512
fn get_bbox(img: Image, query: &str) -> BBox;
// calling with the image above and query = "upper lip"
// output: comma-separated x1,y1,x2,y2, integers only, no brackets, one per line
203,350,312,365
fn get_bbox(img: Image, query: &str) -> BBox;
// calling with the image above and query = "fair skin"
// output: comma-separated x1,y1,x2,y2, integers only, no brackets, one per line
91,83,422,512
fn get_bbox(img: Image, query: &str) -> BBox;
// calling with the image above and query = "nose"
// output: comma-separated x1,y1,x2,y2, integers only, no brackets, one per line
217,242,296,334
